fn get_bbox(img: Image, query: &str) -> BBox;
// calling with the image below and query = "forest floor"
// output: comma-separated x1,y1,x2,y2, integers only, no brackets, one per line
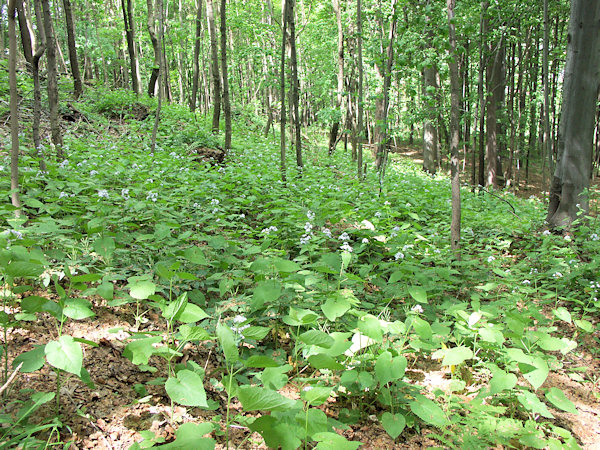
2,98,600,449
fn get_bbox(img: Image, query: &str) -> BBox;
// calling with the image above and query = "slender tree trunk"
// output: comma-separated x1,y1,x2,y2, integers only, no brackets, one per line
8,0,21,215
220,0,231,150
477,1,487,187
287,0,302,169
150,0,165,154
447,0,461,252
485,33,504,189
547,0,600,227
62,0,82,99
542,0,552,191
357,0,364,179
423,64,439,174
41,0,63,156
280,0,289,181
1,0,6,58
146,0,160,96
328,0,344,156
190,0,203,111
206,0,221,134
122,0,140,95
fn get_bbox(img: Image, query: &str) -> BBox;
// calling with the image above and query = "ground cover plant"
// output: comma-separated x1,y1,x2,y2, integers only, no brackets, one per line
1,89,600,449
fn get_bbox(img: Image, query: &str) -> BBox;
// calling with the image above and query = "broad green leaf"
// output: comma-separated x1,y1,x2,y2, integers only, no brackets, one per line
296,408,329,439
410,395,448,427
70,273,102,283
545,388,578,414
45,336,83,376
313,432,361,450
408,286,427,304
479,327,505,344
244,355,280,368
249,415,302,450
237,386,296,411
129,280,156,300
165,370,208,407
97,282,114,300
553,307,571,324
123,336,163,365
93,236,115,260
375,351,407,386
321,294,351,322
252,280,282,309
158,422,215,450
441,347,473,367
489,370,517,395
183,247,207,265
574,319,594,333
380,412,406,439
179,325,211,342
519,431,547,449
6,261,44,278
216,322,239,363
308,354,344,371
517,390,554,418
176,303,209,323
358,314,383,343
522,357,549,391
260,364,291,390
299,330,334,348
242,326,270,341
283,307,318,326
411,317,432,340
273,258,301,273
13,345,46,373
63,298,95,320
301,386,332,406
536,333,568,352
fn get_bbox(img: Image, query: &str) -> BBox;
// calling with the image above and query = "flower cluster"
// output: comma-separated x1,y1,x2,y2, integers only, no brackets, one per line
97,189,109,199
121,188,130,200
232,315,250,334
146,191,158,202
261,225,278,235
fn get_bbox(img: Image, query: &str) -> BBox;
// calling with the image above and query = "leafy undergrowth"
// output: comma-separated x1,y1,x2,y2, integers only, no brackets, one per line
1,89,600,449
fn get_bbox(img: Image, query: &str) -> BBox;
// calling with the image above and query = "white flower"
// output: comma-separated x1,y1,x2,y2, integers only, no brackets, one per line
240,213,245,218
522,280,531,285
411,304,424,314
384,201,391,206
340,242,353,252
121,188,130,200
487,255,495,263
564,235,572,241
261,226,278,235
362,238,369,244
322,227,332,238
59,192,69,199
98,189,109,199
232,315,250,334
434,249,441,254
146,191,158,202
591,233,599,241
543,230,551,236
530,268,538,274
211,199,220,206
375,212,382,218
302,385,313,392
306,210,315,221
553,272,563,279
90,170,99,176
300,234,312,245
304,222,313,233
395,252,405,260
339,232,350,241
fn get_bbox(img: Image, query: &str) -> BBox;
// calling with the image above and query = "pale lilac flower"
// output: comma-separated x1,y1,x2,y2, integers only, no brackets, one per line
340,242,353,252
339,232,350,241
146,191,158,202
362,238,369,244
487,255,495,263
98,189,109,199
121,188,130,200
553,272,563,279
395,252,405,260
411,304,424,314
90,170,99,176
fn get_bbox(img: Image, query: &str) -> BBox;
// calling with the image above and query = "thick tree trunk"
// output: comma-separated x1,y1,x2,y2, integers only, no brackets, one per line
547,0,600,228
8,0,21,214
206,0,221,134
287,0,302,170
190,0,203,111
422,64,439,174
146,0,160,96
477,1,487,187
41,0,63,156
328,0,344,156
280,0,289,181
150,0,165,154
485,34,504,189
122,0,140,95
220,0,231,150
356,0,364,179
62,0,82,99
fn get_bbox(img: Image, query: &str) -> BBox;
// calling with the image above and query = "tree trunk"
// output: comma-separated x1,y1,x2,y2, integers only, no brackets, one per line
62,0,82,99
280,0,289,181
547,0,600,228
422,64,439,174
41,0,63,156
447,0,461,252
328,0,344,156
287,0,302,170
485,32,504,189
122,0,140,95
150,0,165,154
8,0,21,214
206,0,221,134
477,1,487,187
146,0,160,96
541,0,552,190
356,0,364,179
220,0,231,150
190,0,202,111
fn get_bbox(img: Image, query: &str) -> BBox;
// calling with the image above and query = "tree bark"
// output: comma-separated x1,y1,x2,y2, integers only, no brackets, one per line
220,0,231,150
447,0,461,252
190,0,203,111
41,0,63,156
357,0,364,179
8,0,21,215
422,64,439,174
122,0,141,95
62,0,82,99
150,0,165,154
287,0,302,169
206,0,221,134
547,0,600,228
280,0,289,181
328,0,344,156
146,0,160,96
485,30,504,189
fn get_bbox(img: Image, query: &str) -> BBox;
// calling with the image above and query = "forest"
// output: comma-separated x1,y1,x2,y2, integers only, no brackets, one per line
1,0,600,448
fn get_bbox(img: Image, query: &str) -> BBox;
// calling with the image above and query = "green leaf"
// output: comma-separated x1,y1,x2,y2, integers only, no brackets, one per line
97,282,114,300
301,386,332,406
242,326,270,340
237,386,297,411
545,387,577,414
216,322,239,363
553,307,571,323
313,432,361,450
13,345,46,373
252,280,282,309
308,354,344,371
165,370,208,407
45,336,83,376
260,364,291,390
129,280,156,300
123,336,163,365
93,236,115,260
358,314,383,343
70,273,102,283
408,286,428,304
489,370,517,395
375,351,407,386
249,415,302,450
244,355,280,368
410,395,448,427
176,303,209,323
522,357,549,391
158,422,215,450
321,294,351,322
299,330,334,348
574,319,594,333
411,317,432,340
179,325,211,342
183,247,207,265
441,346,473,367
6,261,44,278
517,390,554,419
273,258,301,273
63,298,95,320
380,412,406,439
